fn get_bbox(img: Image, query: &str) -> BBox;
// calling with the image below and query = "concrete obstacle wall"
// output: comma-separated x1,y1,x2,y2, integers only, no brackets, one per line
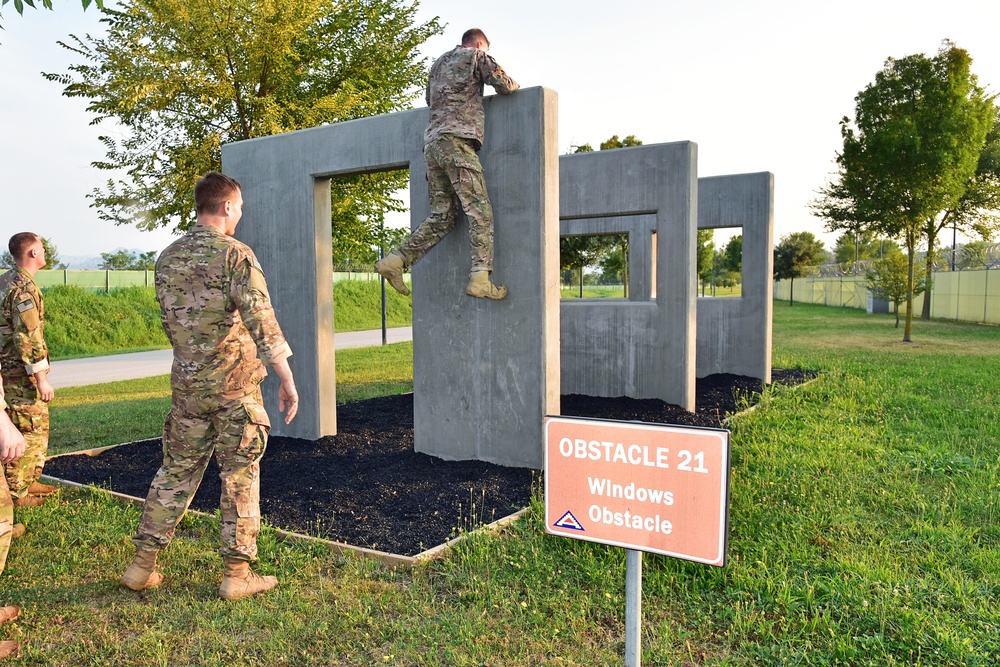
559,147,773,404
696,172,773,383
559,142,699,411
223,87,559,469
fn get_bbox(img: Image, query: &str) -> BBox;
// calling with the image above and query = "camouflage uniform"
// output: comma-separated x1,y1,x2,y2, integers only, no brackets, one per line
132,226,292,562
395,45,519,272
0,268,50,500
0,380,13,575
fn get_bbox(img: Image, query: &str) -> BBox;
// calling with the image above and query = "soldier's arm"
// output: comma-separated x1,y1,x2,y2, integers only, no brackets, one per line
229,250,292,367
11,288,53,402
478,53,519,95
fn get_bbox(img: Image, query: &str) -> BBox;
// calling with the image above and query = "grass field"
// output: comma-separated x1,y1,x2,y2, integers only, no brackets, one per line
8,304,1000,665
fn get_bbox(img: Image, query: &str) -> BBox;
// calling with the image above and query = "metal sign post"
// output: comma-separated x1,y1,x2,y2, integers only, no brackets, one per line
625,549,642,666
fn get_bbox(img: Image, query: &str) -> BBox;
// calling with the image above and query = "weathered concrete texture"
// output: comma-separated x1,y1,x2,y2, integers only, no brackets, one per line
696,172,773,382
559,143,699,410
412,87,560,468
223,87,559,470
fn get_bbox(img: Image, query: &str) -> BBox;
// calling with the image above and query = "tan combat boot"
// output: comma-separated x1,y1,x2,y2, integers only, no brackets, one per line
0,641,19,659
0,606,20,624
27,481,57,496
465,270,507,300
12,496,43,508
119,549,165,591
10,525,24,540
375,253,410,296
218,558,278,601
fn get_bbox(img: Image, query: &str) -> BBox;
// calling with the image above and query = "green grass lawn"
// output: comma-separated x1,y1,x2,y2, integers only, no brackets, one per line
10,304,1000,665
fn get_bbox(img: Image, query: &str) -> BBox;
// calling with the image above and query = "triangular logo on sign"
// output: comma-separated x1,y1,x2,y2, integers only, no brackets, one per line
554,510,585,531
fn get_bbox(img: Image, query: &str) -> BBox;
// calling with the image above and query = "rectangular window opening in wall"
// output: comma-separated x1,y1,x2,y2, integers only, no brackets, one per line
698,227,743,298
330,170,416,341
560,232,630,299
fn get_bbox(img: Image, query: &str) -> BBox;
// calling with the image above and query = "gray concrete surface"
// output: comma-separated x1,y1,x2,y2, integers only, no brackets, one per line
696,172,773,382
559,142,698,410
49,327,413,389
223,87,559,468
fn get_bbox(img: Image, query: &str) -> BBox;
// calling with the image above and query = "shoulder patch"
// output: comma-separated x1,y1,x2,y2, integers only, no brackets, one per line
251,257,263,272
15,299,35,313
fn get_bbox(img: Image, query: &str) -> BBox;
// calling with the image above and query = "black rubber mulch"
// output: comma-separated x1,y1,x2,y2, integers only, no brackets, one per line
44,370,814,557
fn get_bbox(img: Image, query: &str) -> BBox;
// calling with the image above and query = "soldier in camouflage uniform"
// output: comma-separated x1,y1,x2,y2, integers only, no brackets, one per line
0,233,57,509
120,172,300,601
0,366,27,659
376,28,519,300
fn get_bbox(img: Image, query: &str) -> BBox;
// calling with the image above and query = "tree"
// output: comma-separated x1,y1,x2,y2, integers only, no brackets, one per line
696,229,714,295
866,248,926,327
599,134,643,150
773,232,825,306
721,235,742,274
832,231,883,270
0,0,102,30
99,249,157,270
45,0,441,239
812,41,994,341
0,236,66,270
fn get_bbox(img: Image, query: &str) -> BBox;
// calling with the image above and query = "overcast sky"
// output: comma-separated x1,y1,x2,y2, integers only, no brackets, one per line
1,0,997,258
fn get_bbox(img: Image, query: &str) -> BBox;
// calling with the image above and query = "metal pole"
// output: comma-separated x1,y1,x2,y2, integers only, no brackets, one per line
379,223,388,346
625,549,642,667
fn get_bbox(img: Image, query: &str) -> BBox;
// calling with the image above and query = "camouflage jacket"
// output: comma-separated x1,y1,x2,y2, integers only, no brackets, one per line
424,45,519,149
155,226,292,397
0,267,49,385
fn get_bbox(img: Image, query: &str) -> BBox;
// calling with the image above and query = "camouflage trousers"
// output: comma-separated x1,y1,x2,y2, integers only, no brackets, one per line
0,474,12,575
132,387,270,562
397,134,495,273
3,384,48,500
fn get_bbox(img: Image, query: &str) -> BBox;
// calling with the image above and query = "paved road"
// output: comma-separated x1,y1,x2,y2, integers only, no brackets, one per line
49,326,413,389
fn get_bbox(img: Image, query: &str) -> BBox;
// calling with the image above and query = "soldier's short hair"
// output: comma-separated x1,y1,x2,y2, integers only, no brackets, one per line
194,172,242,216
461,28,489,48
8,232,41,261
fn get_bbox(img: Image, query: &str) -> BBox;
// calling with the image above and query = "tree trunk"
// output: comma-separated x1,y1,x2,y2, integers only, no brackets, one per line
921,233,934,320
904,231,915,342
579,267,583,298
789,278,795,306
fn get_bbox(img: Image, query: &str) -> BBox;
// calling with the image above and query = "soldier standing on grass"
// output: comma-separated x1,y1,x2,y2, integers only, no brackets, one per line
376,27,519,300
120,171,300,601
0,368,27,660
0,233,58,511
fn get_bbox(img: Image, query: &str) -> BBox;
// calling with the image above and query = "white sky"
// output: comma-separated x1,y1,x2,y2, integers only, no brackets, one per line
1,0,998,257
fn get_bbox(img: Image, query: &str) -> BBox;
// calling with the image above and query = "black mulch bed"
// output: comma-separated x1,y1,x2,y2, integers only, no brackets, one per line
44,370,815,557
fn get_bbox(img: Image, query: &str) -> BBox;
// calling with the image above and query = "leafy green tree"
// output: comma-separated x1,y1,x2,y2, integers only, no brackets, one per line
696,229,714,294
813,41,994,340
0,0,101,30
45,0,441,240
99,249,157,270
833,232,883,270
599,134,643,150
866,248,926,327
560,236,604,297
721,234,742,274
773,231,825,306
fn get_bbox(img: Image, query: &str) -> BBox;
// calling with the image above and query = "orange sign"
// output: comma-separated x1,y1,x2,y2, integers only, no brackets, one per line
544,416,730,566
